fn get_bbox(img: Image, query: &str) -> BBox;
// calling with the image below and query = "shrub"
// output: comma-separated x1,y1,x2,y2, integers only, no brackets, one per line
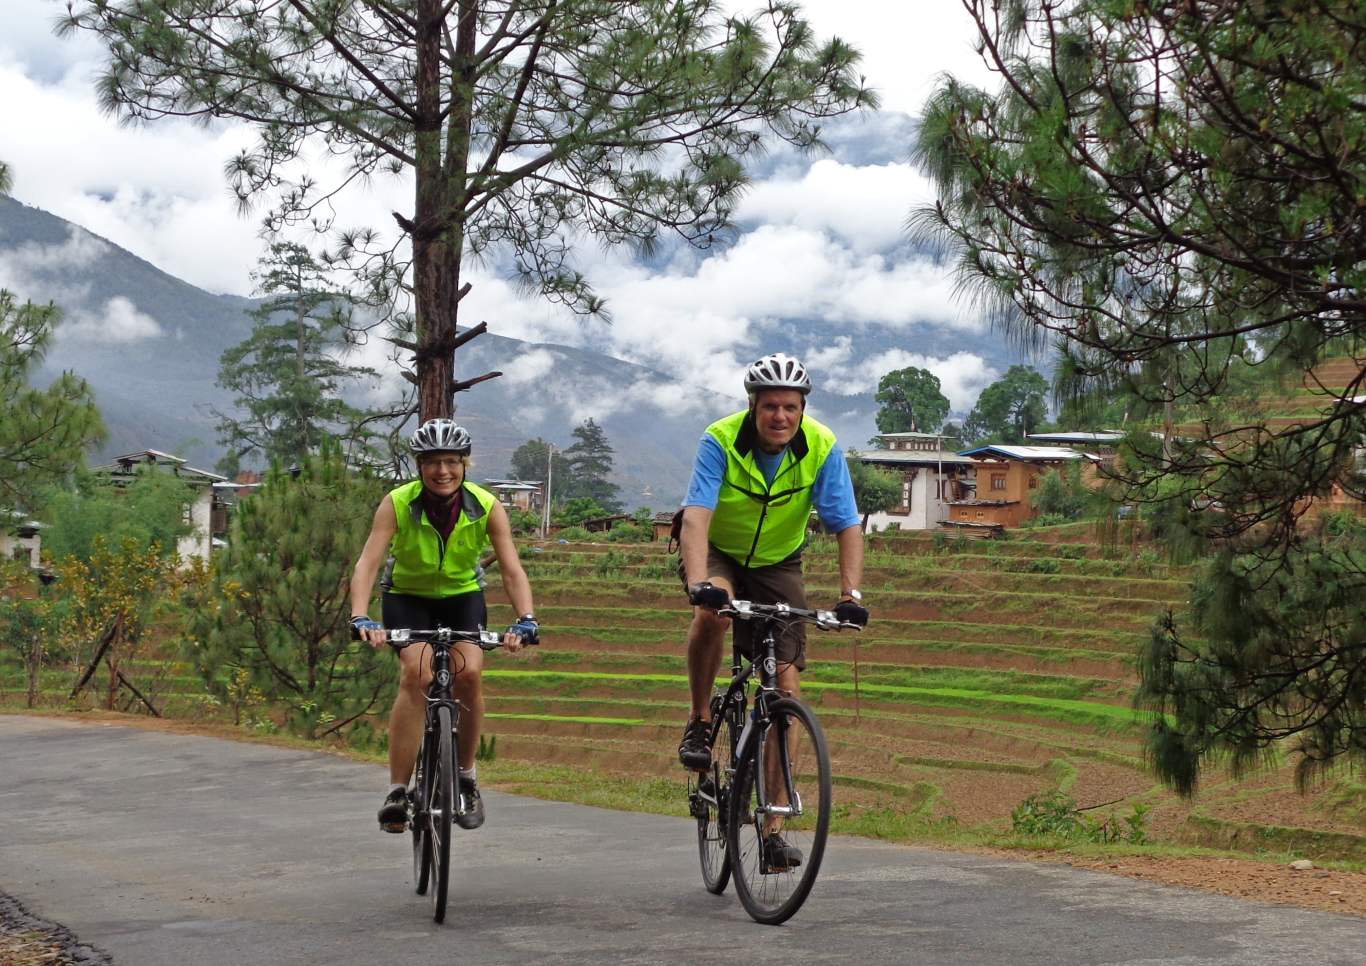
604,523,653,543
1011,791,1150,844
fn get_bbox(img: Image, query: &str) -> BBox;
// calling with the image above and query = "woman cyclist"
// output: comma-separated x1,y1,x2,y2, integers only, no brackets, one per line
350,418,538,833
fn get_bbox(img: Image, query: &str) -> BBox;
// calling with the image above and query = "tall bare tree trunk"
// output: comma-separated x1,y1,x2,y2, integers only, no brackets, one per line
26,634,40,708
411,0,476,421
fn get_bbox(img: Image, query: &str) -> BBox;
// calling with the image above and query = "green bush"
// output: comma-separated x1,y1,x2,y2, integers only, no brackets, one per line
1011,791,1149,844
604,523,654,543
556,525,592,542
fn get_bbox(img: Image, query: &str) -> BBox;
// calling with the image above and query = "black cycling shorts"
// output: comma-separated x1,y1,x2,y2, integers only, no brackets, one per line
381,590,488,652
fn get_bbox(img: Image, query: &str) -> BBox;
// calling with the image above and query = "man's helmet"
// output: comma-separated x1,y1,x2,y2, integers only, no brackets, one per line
409,418,472,455
744,352,812,395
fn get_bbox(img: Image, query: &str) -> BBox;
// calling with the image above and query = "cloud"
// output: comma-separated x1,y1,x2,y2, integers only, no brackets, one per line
737,160,935,252
66,296,164,342
0,225,107,306
744,0,997,115
499,347,557,386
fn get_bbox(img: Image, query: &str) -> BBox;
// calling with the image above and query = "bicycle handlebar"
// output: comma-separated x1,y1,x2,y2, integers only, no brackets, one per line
719,599,863,632
354,627,535,650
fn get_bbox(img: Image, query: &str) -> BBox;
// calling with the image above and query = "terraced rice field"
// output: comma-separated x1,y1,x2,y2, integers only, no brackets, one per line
480,526,1364,856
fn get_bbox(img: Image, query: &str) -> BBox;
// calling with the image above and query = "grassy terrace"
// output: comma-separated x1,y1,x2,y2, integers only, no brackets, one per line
477,533,1364,853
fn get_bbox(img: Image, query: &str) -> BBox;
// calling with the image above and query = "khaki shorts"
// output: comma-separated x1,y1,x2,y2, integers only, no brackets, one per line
679,545,808,671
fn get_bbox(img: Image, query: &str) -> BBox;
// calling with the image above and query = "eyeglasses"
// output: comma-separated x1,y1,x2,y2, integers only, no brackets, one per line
420,458,465,471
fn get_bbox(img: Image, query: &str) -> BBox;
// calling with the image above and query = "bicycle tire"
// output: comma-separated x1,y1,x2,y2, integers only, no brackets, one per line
727,697,831,925
695,697,738,894
429,703,456,923
411,733,432,895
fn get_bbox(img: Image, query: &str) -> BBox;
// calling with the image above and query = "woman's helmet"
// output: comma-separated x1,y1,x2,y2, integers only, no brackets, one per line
744,352,812,395
409,418,472,455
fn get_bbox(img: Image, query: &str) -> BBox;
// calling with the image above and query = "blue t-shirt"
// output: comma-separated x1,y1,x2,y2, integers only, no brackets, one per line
682,433,861,533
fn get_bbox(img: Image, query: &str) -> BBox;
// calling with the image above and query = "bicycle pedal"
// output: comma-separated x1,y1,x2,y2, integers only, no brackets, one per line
381,822,407,834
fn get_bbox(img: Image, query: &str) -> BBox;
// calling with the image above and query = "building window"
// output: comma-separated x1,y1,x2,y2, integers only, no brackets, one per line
975,511,985,519
1029,475,1039,489
991,475,1006,491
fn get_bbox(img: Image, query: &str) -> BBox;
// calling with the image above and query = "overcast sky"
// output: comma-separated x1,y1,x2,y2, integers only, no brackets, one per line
0,0,1005,411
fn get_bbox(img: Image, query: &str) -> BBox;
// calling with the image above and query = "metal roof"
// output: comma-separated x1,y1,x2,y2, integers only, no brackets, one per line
1025,431,1125,444
853,449,975,466
959,445,1091,461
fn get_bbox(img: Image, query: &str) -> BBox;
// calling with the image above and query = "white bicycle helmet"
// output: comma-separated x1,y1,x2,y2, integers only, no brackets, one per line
744,352,812,395
409,418,472,455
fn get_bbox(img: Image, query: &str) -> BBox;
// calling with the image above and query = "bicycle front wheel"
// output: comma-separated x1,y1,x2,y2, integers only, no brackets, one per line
411,735,431,895
694,701,737,894
428,704,456,924
727,697,831,925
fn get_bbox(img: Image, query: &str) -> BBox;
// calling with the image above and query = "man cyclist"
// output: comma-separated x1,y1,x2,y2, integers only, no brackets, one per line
351,419,539,833
677,352,869,871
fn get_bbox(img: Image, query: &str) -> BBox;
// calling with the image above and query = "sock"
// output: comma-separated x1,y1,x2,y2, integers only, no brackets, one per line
459,766,476,784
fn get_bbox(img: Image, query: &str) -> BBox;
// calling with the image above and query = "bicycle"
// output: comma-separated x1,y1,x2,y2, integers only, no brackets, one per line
687,599,861,925
363,626,531,924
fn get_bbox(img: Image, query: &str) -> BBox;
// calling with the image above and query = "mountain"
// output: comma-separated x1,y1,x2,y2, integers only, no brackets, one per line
0,196,805,506
1,167,1033,507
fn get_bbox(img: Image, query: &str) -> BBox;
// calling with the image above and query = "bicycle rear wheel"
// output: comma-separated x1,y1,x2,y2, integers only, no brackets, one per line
693,698,737,894
727,697,831,925
428,704,456,923
411,734,431,895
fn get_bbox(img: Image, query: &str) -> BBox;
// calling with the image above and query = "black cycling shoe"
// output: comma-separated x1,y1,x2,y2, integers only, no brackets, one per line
378,787,409,833
678,717,711,771
456,780,485,830
763,832,803,872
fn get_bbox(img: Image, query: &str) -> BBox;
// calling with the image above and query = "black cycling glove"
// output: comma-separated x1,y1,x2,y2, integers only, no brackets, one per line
687,581,730,610
507,615,540,645
833,599,869,627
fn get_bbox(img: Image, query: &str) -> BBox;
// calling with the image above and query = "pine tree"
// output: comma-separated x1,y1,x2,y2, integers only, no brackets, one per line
186,446,392,738
215,242,376,472
0,291,104,509
65,2,874,420
915,0,1366,786
562,418,621,513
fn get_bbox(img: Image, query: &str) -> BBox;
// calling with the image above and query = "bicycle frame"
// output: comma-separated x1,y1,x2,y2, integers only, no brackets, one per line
704,610,803,827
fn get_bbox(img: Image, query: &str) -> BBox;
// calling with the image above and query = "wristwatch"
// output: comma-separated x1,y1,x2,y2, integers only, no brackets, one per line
840,589,862,602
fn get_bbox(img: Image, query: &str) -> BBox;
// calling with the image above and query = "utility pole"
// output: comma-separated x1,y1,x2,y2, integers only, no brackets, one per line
541,443,554,539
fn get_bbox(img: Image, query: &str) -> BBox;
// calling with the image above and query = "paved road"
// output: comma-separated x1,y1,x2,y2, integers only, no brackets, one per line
2,715,1363,966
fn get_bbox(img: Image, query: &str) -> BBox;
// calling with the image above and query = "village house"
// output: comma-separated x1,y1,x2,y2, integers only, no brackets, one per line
0,515,43,568
482,478,546,513
851,432,976,531
96,450,229,562
946,444,1103,530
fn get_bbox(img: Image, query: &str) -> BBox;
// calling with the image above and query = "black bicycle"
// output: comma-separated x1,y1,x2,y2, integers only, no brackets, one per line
687,600,860,924
371,626,522,924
